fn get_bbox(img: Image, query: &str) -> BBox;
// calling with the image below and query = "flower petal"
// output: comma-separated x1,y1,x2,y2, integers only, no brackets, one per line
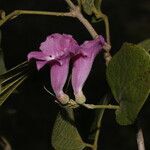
28,51,55,70
79,35,105,57
50,58,70,104
28,51,49,61
72,56,94,94
39,33,79,58
36,61,48,70
71,35,106,104
72,57,94,104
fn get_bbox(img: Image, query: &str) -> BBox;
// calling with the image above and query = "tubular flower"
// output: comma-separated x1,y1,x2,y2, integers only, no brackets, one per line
71,35,106,104
28,33,79,104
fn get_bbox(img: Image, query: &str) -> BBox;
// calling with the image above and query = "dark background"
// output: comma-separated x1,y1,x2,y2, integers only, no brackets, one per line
0,0,150,149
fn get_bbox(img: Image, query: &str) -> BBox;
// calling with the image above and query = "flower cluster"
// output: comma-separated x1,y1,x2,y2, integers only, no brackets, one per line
28,33,106,105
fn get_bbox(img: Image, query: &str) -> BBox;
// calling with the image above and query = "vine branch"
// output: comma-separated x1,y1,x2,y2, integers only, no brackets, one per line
0,10,74,27
65,0,112,65
0,0,112,65
92,7,110,44
44,86,119,110
92,98,108,150
0,1,114,150
81,103,119,110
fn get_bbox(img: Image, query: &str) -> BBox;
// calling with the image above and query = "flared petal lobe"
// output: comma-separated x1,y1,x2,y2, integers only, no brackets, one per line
27,51,55,70
72,35,106,104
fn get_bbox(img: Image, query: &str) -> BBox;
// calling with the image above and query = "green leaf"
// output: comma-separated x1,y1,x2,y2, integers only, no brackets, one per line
107,43,150,125
0,30,6,75
80,0,103,20
138,39,150,52
81,0,94,15
94,0,102,11
52,108,86,150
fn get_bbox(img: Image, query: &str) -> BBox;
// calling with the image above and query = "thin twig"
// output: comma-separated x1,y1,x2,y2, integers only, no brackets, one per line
137,128,145,150
92,98,108,150
102,14,110,44
101,14,112,65
65,0,76,9
65,0,112,65
0,10,74,27
76,10,98,39
81,103,119,110
65,0,98,38
43,85,118,110
92,7,110,44
43,86,55,97
0,1,112,65
91,7,112,65
65,74,72,92
85,143,94,149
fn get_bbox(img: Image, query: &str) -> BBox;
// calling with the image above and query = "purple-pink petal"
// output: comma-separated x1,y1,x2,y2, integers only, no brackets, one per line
36,61,48,71
27,33,79,104
50,58,70,104
28,33,79,70
79,35,105,57
28,51,50,61
71,35,106,103
40,33,79,57
27,33,107,105
72,56,94,94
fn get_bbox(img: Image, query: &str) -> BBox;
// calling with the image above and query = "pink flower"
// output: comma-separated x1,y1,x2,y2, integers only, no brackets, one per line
28,33,79,104
71,35,106,104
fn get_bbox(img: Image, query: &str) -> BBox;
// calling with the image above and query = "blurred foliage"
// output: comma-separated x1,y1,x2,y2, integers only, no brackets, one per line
79,0,103,18
0,61,34,105
0,30,6,75
107,43,150,125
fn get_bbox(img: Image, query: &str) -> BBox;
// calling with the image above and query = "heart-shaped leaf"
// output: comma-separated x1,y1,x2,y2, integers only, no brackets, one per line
138,39,150,52
107,43,150,125
52,108,86,150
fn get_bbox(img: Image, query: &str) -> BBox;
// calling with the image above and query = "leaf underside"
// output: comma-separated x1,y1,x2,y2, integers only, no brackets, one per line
107,43,150,125
52,108,86,150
